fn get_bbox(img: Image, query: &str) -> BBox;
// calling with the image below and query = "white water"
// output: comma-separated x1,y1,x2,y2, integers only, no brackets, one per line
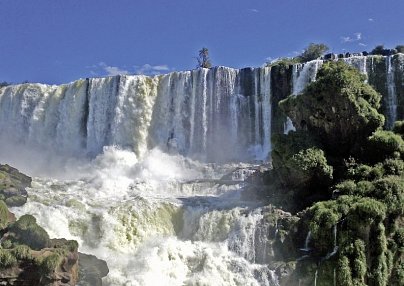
386,56,398,128
0,67,272,162
0,67,278,285
5,147,279,285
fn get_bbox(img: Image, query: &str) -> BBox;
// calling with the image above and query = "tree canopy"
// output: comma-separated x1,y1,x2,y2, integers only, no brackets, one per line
297,43,329,62
196,47,212,68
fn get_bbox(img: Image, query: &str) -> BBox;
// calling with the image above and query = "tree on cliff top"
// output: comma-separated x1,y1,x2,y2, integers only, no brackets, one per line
297,43,329,62
196,47,212,68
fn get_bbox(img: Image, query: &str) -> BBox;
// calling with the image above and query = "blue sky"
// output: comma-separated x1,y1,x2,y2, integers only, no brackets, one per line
0,0,403,84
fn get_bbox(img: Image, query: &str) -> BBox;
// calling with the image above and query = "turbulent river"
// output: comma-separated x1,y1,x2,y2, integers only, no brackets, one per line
0,55,402,285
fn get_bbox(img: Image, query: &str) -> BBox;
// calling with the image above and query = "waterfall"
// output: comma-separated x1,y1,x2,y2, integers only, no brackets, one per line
285,60,323,134
314,269,318,286
386,56,398,128
324,225,338,260
343,56,368,81
0,67,273,162
292,60,323,96
300,230,312,252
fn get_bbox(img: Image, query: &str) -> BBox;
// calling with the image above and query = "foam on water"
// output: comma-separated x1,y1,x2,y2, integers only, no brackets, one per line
8,147,277,285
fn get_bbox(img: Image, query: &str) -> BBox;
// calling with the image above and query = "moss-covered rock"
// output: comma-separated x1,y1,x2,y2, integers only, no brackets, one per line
280,61,384,157
0,164,30,208
8,214,50,250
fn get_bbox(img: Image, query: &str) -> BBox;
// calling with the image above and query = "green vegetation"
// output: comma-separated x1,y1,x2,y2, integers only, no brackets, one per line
0,249,17,269
0,200,9,229
196,47,212,68
9,214,50,250
11,245,32,260
269,60,404,285
279,61,384,157
266,57,300,68
366,130,404,163
370,44,404,56
396,45,404,53
38,252,65,273
266,43,328,68
297,43,329,62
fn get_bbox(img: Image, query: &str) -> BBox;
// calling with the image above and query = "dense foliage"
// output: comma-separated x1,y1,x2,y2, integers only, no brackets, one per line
279,61,384,157
270,60,403,285
297,43,329,62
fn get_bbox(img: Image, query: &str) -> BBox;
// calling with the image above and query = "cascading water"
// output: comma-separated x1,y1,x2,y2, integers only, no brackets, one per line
0,67,272,162
386,56,398,128
0,55,403,285
0,67,278,285
343,56,368,79
285,60,323,134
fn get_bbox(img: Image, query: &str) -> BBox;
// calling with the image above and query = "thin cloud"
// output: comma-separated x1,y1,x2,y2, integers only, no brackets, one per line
98,62,129,76
86,62,170,77
359,43,367,47
248,8,259,13
134,64,170,75
341,32,362,43
368,18,374,22
151,65,170,71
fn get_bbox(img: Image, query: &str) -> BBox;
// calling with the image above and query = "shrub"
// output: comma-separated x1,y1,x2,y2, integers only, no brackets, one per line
39,253,64,273
393,120,404,135
367,130,404,163
266,57,300,68
11,245,31,260
290,147,333,182
349,197,386,223
65,240,79,252
371,176,404,215
382,159,404,176
0,249,17,268
1,240,12,249
0,200,9,229
346,162,384,181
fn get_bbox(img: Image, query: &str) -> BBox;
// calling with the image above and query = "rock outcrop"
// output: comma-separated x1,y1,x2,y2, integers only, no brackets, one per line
0,165,31,207
0,164,109,285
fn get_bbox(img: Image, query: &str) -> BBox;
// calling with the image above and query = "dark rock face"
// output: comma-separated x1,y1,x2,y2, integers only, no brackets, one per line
78,253,109,286
270,65,293,134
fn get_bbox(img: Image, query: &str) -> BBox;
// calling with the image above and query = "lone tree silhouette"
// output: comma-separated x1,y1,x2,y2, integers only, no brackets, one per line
196,47,212,68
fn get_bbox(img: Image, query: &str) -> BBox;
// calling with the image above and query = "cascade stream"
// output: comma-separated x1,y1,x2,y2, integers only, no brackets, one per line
0,55,403,285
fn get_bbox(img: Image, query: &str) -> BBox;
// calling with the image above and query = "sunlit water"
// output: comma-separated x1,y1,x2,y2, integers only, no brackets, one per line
4,146,277,286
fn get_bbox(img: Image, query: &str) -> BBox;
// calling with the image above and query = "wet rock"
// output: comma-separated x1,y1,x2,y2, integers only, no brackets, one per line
78,253,109,286
0,165,30,207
